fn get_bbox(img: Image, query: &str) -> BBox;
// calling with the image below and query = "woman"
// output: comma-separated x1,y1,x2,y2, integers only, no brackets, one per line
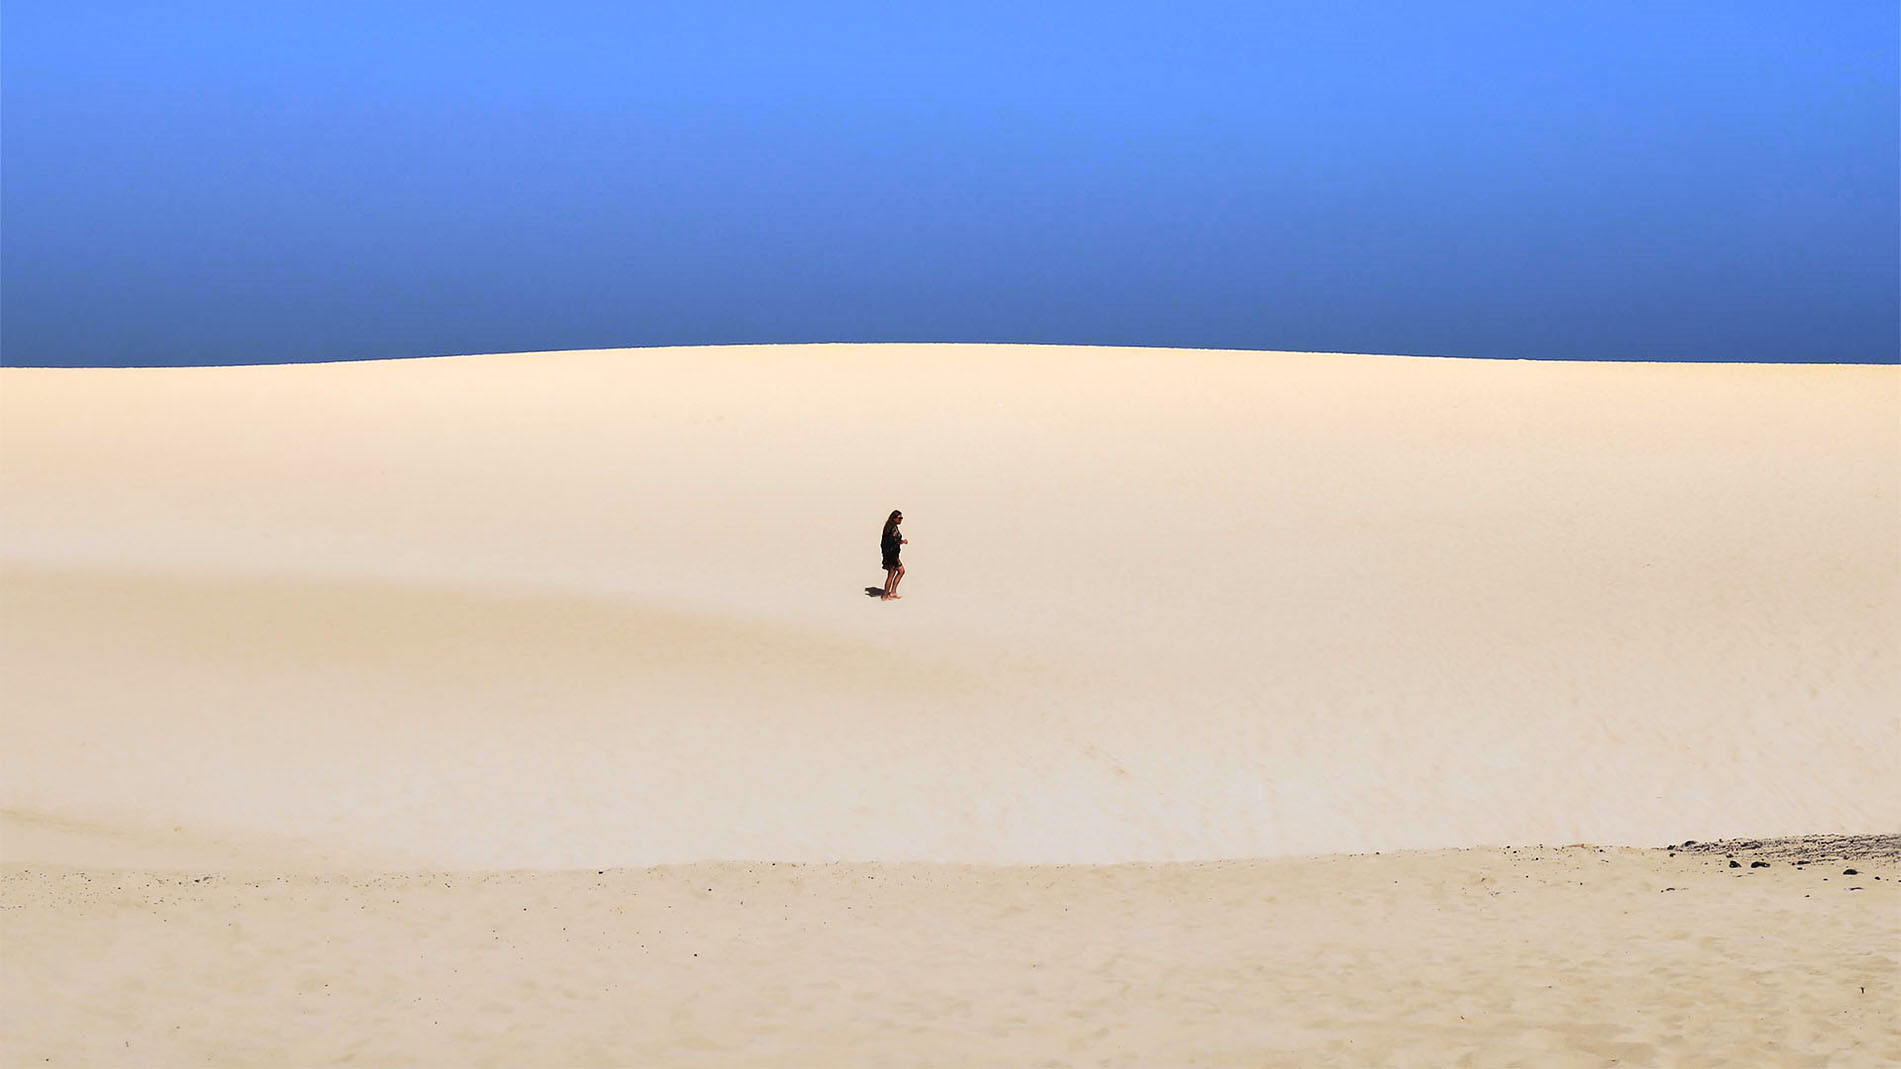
880,510,907,600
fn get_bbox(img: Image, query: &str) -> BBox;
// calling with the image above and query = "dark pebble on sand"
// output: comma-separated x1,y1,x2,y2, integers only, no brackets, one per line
1843,868,1858,876
1729,860,1741,868
1751,861,1770,868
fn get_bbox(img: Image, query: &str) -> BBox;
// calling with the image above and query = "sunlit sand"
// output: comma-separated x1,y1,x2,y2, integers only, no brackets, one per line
4,344,1896,1063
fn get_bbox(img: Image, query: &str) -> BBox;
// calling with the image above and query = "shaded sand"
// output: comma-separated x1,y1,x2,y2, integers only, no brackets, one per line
3,346,1896,867
5,844,1897,1066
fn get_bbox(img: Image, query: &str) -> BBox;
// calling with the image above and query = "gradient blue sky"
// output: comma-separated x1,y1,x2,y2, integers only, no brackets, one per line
4,2,1896,366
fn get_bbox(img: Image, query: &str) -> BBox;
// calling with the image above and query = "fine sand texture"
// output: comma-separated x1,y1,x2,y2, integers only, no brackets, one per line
3,345,1898,1064
5,844,1897,1066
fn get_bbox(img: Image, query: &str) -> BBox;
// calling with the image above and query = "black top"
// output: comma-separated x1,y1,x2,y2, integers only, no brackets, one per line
881,524,902,563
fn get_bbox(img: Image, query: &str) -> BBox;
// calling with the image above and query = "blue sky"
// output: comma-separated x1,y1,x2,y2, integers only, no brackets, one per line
3,1,1895,366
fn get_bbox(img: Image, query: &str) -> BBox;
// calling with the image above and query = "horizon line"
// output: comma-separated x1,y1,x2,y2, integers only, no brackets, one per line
6,340,1897,371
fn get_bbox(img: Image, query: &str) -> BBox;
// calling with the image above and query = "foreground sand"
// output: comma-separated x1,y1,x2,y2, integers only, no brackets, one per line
5,840,1896,1066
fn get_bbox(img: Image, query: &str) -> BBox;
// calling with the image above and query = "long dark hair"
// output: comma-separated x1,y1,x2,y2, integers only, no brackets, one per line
883,510,902,538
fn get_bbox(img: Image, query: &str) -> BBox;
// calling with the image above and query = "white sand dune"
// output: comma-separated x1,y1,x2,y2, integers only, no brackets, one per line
4,345,1896,868
3,345,1898,1064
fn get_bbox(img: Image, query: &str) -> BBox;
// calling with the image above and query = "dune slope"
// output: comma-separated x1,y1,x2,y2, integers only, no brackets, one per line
3,345,1896,868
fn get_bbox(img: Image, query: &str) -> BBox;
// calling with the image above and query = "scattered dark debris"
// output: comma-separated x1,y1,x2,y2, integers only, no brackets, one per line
1668,835,1899,867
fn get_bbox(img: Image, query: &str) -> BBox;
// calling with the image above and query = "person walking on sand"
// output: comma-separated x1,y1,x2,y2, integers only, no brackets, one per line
880,510,907,600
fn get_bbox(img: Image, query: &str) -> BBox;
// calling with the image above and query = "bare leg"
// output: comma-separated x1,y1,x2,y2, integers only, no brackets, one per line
882,567,898,599
888,564,904,599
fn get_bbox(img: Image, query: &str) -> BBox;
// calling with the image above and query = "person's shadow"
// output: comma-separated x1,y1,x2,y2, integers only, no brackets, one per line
863,586,887,599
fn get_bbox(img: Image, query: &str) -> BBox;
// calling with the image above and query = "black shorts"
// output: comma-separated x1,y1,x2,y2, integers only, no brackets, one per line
883,557,902,571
